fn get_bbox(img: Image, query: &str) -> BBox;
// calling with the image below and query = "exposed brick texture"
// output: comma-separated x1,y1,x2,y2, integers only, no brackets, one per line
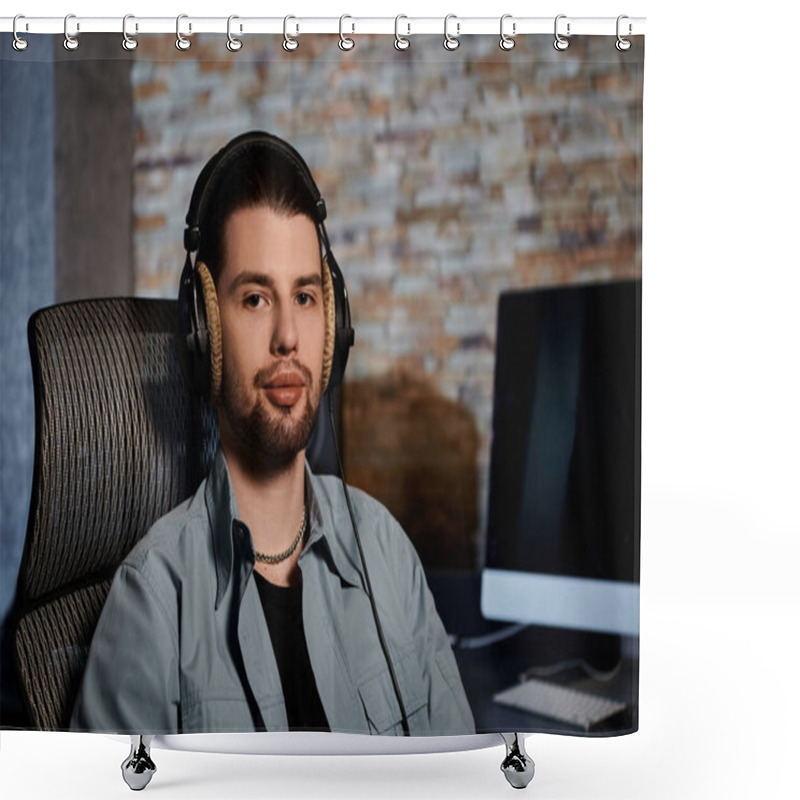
130,33,643,569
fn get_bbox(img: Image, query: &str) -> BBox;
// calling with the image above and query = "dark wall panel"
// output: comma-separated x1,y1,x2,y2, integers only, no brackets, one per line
1,37,56,723
1,34,133,724
55,34,134,301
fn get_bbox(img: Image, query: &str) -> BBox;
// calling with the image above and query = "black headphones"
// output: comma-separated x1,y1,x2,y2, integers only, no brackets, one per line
178,130,354,403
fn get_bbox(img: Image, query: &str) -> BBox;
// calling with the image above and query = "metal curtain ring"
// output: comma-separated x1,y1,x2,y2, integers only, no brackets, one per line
122,14,138,51
64,13,79,51
443,14,460,51
616,15,632,51
499,14,516,51
12,15,28,51
553,14,570,51
176,14,191,51
339,15,355,51
283,15,299,51
227,15,242,51
394,15,410,51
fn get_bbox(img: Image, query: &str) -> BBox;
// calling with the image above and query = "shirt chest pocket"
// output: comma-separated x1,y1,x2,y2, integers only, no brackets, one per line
356,644,430,735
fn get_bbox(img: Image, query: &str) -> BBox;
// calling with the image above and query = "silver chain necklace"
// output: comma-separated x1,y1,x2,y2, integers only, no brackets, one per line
254,505,307,565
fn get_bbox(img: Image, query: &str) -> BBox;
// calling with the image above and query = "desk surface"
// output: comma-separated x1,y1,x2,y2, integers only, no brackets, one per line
426,569,638,736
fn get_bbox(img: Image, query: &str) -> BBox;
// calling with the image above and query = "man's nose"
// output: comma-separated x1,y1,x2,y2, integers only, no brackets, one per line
271,301,299,355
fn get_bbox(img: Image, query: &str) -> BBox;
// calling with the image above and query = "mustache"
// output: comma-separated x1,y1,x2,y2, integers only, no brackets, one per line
254,360,314,388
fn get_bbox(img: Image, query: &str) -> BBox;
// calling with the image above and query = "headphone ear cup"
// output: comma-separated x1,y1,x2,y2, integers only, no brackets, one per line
321,259,336,394
196,261,223,406
323,250,353,392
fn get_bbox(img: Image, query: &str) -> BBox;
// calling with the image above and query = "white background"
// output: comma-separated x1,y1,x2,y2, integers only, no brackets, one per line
2,1,799,798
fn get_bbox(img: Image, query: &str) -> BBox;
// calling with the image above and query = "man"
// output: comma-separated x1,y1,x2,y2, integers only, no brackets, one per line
70,131,475,736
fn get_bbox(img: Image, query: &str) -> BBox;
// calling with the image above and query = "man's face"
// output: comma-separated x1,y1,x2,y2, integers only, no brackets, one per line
215,205,325,472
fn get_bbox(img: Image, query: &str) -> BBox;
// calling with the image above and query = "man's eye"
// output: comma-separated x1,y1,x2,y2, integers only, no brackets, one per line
297,292,314,306
244,294,263,308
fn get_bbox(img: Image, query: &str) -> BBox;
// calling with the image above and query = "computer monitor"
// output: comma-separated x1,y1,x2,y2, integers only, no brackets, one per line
481,279,641,644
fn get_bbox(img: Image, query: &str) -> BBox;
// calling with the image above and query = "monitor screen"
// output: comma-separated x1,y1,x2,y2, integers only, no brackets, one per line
481,279,641,637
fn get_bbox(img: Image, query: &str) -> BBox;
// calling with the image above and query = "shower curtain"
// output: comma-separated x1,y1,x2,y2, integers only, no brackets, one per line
1,25,643,739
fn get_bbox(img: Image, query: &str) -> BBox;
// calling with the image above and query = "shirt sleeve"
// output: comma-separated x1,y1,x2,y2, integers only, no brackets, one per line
417,561,476,735
381,510,476,736
69,562,180,734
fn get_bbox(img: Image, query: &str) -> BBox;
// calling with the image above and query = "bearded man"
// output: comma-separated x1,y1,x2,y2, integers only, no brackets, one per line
70,132,475,737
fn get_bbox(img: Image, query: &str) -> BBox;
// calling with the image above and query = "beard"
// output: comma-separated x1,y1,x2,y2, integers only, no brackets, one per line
220,359,320,476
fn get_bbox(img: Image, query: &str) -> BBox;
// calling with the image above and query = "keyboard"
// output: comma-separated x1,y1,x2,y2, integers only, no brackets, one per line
493,678,627,731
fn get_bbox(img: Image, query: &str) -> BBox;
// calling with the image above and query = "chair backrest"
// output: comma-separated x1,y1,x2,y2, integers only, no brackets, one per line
14,298,218,729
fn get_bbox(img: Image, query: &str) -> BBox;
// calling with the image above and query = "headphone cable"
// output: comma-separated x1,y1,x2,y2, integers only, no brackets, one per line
327,391,411,736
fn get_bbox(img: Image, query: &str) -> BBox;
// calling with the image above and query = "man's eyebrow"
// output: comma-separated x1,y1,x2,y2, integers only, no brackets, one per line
295,273,323,289
227,271,323,292
228,271,275,292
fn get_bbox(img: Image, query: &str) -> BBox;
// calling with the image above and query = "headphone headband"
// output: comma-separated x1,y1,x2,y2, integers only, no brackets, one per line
184,131,327,255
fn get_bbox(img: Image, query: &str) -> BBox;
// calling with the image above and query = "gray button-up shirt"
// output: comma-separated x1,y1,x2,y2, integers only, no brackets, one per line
70,450,475,736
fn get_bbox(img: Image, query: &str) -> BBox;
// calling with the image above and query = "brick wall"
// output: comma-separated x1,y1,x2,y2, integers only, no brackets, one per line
130,33,643,568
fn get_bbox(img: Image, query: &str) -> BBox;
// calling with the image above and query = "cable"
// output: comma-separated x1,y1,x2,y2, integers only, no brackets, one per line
450,623,529,650
327,391,411,736
520,657,623,683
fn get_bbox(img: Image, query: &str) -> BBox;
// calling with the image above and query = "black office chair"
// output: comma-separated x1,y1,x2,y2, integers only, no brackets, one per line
13,296,342,731
12,298,218,730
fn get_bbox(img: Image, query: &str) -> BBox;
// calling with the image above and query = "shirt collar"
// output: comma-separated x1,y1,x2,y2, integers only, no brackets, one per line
301,465,366,592
206,448,364,609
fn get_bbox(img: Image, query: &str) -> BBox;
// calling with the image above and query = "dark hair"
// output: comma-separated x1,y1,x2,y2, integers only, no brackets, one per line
196,142,321,284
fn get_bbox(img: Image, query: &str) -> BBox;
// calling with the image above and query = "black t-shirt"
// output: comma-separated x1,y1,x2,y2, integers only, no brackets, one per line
253,571,330,732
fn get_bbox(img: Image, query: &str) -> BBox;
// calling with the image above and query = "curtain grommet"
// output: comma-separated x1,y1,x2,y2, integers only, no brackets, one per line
444,14,460,51
226,15,243,52
394,15,410,51
554,14,570,51
175,13,191,51
122,14,138,51
616,15,632,51
12,15,29,51
63,13,79,51
499,14,516,51
339,14,355,51
283,15,299,52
